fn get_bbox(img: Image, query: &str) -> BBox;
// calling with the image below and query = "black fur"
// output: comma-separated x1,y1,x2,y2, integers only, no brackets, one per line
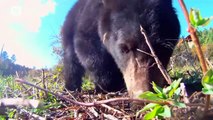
62,0,180,93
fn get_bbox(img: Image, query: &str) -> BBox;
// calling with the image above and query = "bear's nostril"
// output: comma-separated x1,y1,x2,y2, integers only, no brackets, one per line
120,44,130,54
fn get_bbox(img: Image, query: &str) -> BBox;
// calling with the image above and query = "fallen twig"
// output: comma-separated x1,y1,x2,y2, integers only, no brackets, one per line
180,83,190,104
88,107,99,118
101,104,124,115
0,98,40,108
103,113,119,120
42,69,48,98
15,78,172,107
206,58,213,69
16,71,32,96
0,98,41,115
15,78,208,108
20,109,45,120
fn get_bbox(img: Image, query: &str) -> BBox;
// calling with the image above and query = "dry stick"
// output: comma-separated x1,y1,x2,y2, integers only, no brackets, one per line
140,26,172,84
21,109,45,120
88,107,99,118
15,78,172,107
15,78,207,107
41,69,48,98
0,98,40,108
178,0,209,113
180,83,189,104
0,98,41,115
101,104,124,115
16,71,32,96
24,80,42,96
103,114,119,120
206,58,213,69
136,49,154,57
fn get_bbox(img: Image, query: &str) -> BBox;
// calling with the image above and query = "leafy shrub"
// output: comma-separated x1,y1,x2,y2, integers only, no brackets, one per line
81,76,95,91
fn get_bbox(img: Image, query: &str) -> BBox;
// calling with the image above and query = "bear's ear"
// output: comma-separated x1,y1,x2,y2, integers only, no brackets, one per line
102,0,125,10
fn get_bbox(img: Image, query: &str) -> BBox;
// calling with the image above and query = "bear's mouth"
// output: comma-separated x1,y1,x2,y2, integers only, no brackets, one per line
122,56,151,98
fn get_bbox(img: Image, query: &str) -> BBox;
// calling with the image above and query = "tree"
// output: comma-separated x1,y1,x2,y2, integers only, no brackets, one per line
1,51,8,61
10,54,16,63
197,27,213,44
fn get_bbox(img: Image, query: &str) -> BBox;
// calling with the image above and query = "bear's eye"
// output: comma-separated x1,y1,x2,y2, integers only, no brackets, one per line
119,44,130,54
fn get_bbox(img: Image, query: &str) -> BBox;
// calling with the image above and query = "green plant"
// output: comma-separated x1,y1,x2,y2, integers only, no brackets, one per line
31,93,62,115
202,69,213,94
189,8,212,28
7,109,16,119
137,79,185,119
197,28,213,44
170,68,202,84
0,75,22,98
32,102,61,115
0,115,7,120
81,77,95,91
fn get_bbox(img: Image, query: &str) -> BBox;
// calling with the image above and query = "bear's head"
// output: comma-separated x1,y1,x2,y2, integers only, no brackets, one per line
98,0,180,98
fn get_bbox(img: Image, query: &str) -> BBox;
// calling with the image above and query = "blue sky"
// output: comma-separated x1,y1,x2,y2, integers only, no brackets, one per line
0,0,212,69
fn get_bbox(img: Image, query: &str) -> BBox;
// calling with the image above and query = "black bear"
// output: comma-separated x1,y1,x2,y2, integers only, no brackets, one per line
62,0,180,98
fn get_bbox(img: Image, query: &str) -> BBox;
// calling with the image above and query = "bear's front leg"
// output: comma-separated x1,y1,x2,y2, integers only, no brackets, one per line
74,33,126,92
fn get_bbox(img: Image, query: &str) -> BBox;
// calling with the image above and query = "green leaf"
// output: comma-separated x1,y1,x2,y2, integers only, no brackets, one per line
202,69,213,90
152,82,166,99
202,88,213,94
189,9,196,27
172,101,186,108
139,91,163,101
168,79,181,98
174,88,181,100
191,9,202,27
7,109,16,118
136,103,159,116
189,8,212,28
203,84,213,90
158,105,171,118
163,85,172,95
198,18,211,27
141,103,159,112
144,105,163,120
152,82,163,94
171,79,182,90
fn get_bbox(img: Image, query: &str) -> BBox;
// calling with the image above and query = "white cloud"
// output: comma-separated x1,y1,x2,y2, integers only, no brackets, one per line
0,0,56,32
0,0,57,68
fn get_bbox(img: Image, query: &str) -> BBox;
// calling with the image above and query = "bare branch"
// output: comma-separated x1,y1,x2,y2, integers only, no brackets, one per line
103,113,119,120
136,48,154,57
206,58,213,69
140,26,172,84
101,104,124,115
180,83,189,104
15,78,172,107
20,109,45,120
15,78,208,108
178,0,209,113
